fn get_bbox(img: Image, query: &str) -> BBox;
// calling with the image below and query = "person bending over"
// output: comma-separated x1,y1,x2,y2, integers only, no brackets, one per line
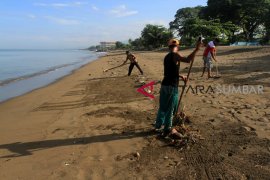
122,51,144,76
201,38,220,78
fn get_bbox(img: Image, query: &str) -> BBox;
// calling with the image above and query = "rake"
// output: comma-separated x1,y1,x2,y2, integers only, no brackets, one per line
173,52,195,126
214,61,221,78
103,62,130,72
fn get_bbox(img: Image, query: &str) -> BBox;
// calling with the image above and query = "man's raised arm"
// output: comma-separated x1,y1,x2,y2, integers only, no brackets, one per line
179,41,201,63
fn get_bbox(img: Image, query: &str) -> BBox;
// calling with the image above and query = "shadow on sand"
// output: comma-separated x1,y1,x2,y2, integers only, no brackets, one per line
0,131,152,158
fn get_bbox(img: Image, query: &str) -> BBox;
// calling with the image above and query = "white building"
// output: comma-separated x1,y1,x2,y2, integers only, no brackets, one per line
100,42,116,49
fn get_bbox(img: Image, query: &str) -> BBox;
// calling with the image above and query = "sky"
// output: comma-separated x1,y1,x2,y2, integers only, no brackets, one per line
0,0,207,49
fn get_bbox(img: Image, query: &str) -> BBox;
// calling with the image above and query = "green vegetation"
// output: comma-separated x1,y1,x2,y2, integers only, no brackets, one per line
127,24,173,50
87,45,101,51
141,24,173,49
170,11,239,45
88,0,270,51
170,0,270,45
205,0,270,41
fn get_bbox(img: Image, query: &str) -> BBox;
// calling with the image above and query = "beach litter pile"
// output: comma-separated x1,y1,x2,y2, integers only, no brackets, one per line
166,113,203,149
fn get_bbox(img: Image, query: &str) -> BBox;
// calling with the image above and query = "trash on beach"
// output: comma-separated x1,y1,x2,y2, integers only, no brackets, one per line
242,126,256,132
165,113,202,149
134,152,140,159
172,110,191,126
164,156,169,160
213,75,222,79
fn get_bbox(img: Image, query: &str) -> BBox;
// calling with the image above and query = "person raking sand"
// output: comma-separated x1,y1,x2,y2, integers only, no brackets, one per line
155,39,202,137
201,38,220,79
103,51,143,75
122,51,144,76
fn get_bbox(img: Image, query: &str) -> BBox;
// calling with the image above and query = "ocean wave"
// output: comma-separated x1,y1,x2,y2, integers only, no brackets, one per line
0,61,82,86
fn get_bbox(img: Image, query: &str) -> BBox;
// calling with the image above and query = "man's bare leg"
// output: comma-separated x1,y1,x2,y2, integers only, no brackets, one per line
201,67,206,77
207,68,213,79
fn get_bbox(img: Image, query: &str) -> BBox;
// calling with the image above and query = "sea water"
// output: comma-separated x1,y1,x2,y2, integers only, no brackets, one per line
0,49,102,102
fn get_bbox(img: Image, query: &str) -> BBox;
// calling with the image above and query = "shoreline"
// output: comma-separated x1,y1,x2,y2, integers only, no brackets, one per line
0,53,105,104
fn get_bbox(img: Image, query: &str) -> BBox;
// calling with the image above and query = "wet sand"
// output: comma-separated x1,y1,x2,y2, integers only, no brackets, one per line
0,47,269,179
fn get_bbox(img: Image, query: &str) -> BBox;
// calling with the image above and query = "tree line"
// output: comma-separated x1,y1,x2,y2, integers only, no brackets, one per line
170,0,270,45
89,0,270,51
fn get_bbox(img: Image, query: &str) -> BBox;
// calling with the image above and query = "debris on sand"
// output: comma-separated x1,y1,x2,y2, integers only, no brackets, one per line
168,127,199,148
115,155,123,161
135,76,146,85
134,152,140,159
164,156,169,160
229,109,236,114
245,104,252,109
209,119,215,122
166,114,202,149
242,126,256,132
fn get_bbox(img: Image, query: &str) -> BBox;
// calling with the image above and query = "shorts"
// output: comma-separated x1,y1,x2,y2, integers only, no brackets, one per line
203,56,213,69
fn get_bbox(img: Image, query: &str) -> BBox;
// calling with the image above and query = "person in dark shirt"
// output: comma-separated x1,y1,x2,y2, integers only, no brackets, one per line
155,39,201,136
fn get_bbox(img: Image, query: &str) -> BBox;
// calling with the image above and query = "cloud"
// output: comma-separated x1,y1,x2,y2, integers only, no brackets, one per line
110,5,138,17
51,3,70,7
44,16,80,25
91,19,170,43
34,2,87,8
33,3,47,6
139,20,169,27
91,5,99,11
27,14,37,19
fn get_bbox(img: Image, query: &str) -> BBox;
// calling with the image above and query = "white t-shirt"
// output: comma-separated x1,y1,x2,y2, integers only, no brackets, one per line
207,41,215,58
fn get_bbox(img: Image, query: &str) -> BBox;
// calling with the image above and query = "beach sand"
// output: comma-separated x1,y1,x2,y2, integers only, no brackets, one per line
0,47,269,179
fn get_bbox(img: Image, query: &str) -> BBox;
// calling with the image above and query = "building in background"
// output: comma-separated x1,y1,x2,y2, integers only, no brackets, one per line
100,42,116,50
